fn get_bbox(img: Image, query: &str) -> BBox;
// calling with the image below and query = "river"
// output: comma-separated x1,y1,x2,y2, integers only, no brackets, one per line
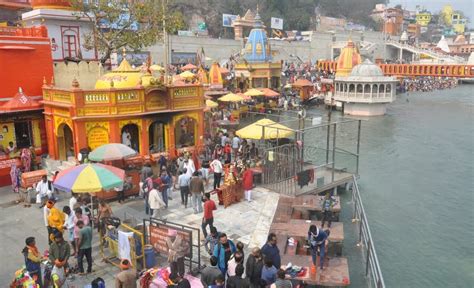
342,85,473,287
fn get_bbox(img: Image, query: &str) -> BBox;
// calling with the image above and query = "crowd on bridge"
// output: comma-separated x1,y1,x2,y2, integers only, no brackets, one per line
399,76,458,93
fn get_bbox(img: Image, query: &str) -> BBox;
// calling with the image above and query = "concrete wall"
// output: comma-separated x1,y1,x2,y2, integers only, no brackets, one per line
53,61,103,89
147,30,390,65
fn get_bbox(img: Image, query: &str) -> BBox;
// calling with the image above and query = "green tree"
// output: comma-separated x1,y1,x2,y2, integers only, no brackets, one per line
70,0,185,63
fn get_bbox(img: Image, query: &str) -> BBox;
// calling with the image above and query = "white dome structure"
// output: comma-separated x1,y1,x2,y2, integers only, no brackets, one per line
350,59,384,77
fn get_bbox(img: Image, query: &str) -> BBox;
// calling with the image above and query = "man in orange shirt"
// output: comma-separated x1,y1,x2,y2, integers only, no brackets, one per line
202,193,216,238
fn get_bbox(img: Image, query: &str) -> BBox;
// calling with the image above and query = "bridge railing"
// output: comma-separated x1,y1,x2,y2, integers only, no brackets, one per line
351,175,386,288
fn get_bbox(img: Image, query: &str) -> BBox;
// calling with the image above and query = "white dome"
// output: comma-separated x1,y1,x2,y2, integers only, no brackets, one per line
350,59,384,77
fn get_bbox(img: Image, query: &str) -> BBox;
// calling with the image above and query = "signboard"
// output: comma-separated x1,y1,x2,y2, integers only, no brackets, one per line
271,17,284,30
116,51,150,67
178,30,194,37
171,52,197,65
149,223,192,258
222,14,238,27
87,127,109,150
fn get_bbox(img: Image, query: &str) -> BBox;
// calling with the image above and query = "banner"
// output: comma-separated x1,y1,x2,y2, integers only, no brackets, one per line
271,17,284,30
149,223,193,258
223,14,238,27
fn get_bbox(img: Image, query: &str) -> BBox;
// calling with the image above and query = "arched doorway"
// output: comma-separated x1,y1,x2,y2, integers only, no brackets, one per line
175,116,196,148
149,121,166,153
57,124,73,161
121,124,140,152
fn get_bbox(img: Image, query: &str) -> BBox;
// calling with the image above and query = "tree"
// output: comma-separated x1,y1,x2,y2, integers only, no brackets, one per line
70,0,185,63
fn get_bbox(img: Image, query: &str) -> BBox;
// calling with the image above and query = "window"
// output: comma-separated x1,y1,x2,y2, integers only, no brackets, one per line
61,27,79,58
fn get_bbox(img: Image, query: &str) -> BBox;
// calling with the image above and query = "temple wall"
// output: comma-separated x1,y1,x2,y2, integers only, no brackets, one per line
53,61,104,89
147,31,390,64
343,102,387,116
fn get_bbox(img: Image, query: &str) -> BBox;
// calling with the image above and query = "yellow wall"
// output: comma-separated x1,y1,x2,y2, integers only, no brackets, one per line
0,122,16,148
416,13,431,26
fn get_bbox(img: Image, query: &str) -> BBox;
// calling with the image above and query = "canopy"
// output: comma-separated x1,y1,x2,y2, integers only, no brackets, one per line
206,99,218,108
181,63,197,71
0,88,42,113
218,93,244,102
236,118,294,140
238,93,252,101
244,88,265,97
88,143,137,162
292,78,313,87
150,64,164,71
259,88,280,97
179,71,195,79
53,163,125,193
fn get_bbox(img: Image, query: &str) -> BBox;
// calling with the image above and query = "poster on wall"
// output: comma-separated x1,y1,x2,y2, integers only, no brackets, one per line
114,51,151,68
149,223,192,258
171,52,197,65
87,128,109,150
222,14,238,27
271,17,284,30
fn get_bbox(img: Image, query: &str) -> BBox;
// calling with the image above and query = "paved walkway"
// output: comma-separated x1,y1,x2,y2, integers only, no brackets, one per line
0,185,279,287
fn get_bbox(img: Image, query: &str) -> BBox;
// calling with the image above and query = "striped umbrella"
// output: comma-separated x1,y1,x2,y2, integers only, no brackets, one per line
89,143,137,162
53,163,125,193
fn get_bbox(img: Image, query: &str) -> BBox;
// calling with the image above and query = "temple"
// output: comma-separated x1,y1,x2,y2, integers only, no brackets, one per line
335,39,362,77
234,10,281,90
42,54,205,161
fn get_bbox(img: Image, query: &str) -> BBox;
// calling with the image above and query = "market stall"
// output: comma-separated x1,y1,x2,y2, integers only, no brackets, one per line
215,164,244,207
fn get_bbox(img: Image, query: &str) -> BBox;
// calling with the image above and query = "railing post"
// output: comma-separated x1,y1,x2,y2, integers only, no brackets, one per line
356,120,361,175
331,123,336,182
366,240,371,276
359,214,363,243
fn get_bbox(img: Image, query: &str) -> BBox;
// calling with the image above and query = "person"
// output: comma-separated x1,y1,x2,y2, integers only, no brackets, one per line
227,263,250,288
169,272,191,288
21,147,32,172
178,169,191,207
43,199,53,243
211,274,225,288
115,259,137,288
183,156,195,178
261,233,281,271
63,205,76,256
49,232,70,277
148,182,166,219
22,236,43,287
200,161,210,187
321,193,335,228
261,258,278,286
122,129,131,147
47,201,65,244
202,192,216,238
166,229,189,277
308,225,328,270
227,250,244,277
140,163,153,182
69,193,78,211
223,143,232,164
36,175,52,203
246,247,264,287
213,233,236,275
6,141,16,156
115,181,125,204
77,220,93,274
160,170,171,206
271,269,293,288
242,166,254,202
74,208,90,253
80,197,92,221
249,143,258,160
177,154,185,174
143,175,154,215
236,241,245,262
200,256,222,287
204,226,221,255
231,134,240,160
97,200,113,239
189,171,204,214
210,157,223,190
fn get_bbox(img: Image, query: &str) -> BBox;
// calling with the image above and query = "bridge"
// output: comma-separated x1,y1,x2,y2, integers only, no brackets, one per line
385,40,465,64
317,60,474,78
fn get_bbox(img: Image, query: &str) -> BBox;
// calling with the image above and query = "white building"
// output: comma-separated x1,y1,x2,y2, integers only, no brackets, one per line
22,1,97,61
333,60,398,116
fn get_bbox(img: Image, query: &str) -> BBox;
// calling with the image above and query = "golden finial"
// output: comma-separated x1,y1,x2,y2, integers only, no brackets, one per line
43,76,47,86
122,48,127,58
110,79,114,88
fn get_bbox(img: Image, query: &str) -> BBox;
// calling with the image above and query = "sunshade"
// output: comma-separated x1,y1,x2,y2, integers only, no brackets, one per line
53,163,125,193
88,143,137,162
236,118,294,140
238,93,252,101
181,63,197,70
218,93,244,102
259,88,280,97
206,99,218,108
244,88,265,97
150,64,164,71
179,71,195,79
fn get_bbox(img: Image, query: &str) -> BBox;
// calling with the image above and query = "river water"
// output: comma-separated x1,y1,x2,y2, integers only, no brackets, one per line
342,85,473,287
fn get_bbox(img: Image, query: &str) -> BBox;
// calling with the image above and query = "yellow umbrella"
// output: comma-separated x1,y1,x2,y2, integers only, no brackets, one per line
236,118,295,139
206,99,218,108
179,70,195,79
218,93,244,102
150,64,164,71
244,88,265,97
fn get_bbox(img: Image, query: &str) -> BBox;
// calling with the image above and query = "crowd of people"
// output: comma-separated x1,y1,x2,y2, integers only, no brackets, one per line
399,76,458,92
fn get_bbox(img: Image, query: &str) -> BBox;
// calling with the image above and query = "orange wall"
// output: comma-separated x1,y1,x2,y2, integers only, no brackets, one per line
0,28,53,98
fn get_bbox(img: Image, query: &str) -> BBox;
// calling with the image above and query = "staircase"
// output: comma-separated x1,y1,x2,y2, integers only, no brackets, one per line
386,40,465,63
41,157,77,178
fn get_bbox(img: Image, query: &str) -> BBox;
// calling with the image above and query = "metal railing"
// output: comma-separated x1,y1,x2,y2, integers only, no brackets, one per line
351,175,385,288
